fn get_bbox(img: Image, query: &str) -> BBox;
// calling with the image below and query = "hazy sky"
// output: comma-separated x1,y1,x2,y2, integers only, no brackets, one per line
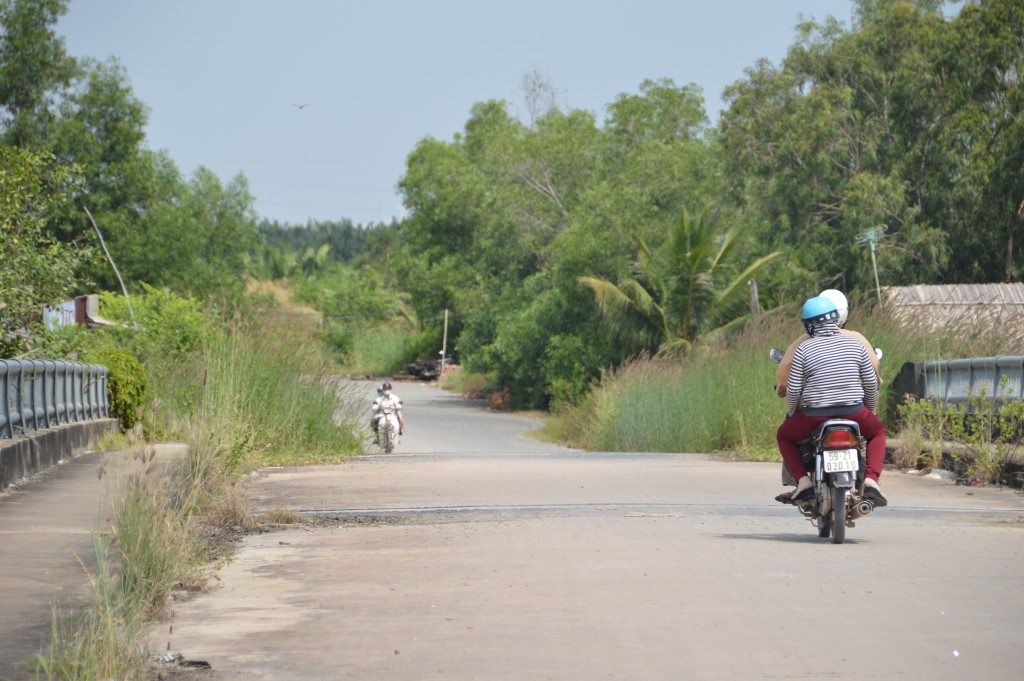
57,0,861,227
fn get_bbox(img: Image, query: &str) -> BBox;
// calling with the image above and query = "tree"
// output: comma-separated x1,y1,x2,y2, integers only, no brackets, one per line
0,145,92,356
134,168,258,299
45,57,170,287
391,79,733,407
579,208,781,354
0,0,77,147
938,0,1024,281
718,0,1024,288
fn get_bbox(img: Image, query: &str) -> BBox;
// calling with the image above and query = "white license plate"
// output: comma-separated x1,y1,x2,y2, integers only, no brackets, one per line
823,449,860,473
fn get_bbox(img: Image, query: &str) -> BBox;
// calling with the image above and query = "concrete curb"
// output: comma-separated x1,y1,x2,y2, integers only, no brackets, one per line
0,419,118,492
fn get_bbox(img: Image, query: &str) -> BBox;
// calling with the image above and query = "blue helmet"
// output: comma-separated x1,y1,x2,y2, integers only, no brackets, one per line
801,296,840,335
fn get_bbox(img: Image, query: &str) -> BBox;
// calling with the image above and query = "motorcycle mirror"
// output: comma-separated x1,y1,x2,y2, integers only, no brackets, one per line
769,348,785,364
874,347,883,361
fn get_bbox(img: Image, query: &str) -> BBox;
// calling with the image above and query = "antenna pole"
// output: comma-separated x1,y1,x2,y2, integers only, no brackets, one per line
869,239,883,312
857,225,886,313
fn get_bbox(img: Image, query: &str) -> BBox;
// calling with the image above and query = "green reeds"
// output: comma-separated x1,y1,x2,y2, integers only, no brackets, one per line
186,318,361,471
583,348,781,455
35,315,363,678
34,450,192,681
345,323,414,376
571,307,1024,457
34,534,149,680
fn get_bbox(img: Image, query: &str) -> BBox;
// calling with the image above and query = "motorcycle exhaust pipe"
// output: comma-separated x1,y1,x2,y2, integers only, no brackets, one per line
852,499,874,518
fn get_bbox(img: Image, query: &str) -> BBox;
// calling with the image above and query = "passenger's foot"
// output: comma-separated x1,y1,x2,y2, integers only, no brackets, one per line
863,478,888,507
776,476,813,503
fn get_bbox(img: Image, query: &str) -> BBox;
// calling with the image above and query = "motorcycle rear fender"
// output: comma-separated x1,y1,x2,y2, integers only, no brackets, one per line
809,419,861,443
831,471,855,488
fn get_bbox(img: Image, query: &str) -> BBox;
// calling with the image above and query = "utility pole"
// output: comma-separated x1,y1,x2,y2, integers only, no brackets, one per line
748,278,760,325
856,225,887,312
439,309,449,378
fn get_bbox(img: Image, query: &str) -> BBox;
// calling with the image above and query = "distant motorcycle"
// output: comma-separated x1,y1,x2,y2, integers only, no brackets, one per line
770,347,881,544
376,399,400,454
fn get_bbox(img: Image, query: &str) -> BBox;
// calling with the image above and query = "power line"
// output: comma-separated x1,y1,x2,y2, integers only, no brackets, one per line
251,178,399,193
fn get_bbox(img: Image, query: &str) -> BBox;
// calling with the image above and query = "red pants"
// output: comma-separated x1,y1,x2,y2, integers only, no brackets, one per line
776,407,886,482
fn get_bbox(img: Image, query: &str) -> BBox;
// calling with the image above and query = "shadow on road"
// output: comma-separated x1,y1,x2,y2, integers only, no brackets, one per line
718,532,866,544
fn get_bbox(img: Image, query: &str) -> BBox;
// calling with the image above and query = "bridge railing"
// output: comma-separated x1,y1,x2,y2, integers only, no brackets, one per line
0,360,110,440
891,356,1024,410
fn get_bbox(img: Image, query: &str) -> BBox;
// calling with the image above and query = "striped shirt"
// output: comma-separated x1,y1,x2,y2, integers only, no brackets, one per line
786,322,878,415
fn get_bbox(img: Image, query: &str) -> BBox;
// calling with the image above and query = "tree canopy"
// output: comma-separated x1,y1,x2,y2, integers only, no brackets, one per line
3,0,1021,408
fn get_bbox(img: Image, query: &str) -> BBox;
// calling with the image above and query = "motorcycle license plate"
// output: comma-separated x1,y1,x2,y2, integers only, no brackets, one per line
823,449,859,472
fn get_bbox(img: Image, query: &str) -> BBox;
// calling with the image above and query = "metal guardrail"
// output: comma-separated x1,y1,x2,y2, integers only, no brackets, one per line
892,356,1024,408
0,360,110,440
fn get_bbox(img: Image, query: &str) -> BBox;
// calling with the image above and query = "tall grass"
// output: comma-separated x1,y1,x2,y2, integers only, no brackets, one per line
344,323,416,376
569,306,1024,457
34,449,195,681
581,347,782,455
186,320,361,471
34,314,364,679
34,535,150,680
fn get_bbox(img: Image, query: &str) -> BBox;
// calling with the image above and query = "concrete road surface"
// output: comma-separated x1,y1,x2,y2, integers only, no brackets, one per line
154,381,1024,680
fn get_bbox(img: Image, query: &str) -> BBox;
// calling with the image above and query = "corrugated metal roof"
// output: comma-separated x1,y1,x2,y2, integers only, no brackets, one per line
883,283,1024,307
882,283,1024,334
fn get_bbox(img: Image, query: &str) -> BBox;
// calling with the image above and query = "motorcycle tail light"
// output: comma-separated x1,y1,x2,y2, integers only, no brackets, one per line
822,429,857,449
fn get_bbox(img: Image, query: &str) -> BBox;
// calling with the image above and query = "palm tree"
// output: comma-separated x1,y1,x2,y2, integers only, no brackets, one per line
578,208,781,354
300,243,332,276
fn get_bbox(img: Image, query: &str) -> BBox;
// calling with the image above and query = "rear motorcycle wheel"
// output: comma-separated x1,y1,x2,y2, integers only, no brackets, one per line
831,486,847,544
816,481,831,537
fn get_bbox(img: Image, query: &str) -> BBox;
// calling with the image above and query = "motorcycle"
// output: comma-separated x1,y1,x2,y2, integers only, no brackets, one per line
769,347,881,544
375,399,401,454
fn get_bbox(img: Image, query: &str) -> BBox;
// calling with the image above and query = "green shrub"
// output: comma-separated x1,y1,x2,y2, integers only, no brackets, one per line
85,346,147,431
99,285,216,363
897,383,1024,483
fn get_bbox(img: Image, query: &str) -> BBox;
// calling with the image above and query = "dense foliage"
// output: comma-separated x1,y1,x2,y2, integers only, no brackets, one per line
386,79,728,407
374,0,1023,408
719,0,1023,289
3,0,1021,409
0,0,258,320
83,344,145,430
0,145,91,355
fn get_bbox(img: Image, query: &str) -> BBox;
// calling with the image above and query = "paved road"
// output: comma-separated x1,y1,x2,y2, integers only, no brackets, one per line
155,381,1024,680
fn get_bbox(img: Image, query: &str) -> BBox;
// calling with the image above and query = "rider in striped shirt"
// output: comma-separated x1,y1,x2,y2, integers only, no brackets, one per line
776,296,888,506
775,288,881,398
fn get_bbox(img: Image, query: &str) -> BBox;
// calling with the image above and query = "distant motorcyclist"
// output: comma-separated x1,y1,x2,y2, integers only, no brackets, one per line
775,289,881,397
776,296,888,506
370,381,405,440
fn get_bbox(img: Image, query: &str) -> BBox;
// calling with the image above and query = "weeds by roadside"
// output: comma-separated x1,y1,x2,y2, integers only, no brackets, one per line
258,506,305,524
439,366,497,399
31,307,363,680
33,447,197,681
34,534,150,681
895,380,1024,485
557,305,1024,472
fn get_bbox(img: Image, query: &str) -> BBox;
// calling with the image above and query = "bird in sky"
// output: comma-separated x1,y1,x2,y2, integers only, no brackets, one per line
293,103,310,110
